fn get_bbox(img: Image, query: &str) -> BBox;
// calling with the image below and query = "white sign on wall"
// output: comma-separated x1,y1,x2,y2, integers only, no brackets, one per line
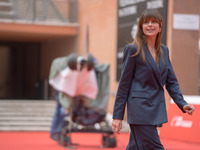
173,14,199,30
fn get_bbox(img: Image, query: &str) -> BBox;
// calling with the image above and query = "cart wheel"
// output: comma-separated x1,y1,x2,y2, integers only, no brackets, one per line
102,135,117,148
59,134,71,147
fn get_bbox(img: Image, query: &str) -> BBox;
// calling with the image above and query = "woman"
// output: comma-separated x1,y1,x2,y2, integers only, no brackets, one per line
112,9,195,150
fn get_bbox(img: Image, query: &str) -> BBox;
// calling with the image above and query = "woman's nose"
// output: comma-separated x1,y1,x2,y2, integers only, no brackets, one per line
148,21,152,26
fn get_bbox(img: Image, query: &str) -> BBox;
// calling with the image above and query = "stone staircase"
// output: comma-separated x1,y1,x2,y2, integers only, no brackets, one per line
0,100,56,131
0,0,67,22
0,0,15,19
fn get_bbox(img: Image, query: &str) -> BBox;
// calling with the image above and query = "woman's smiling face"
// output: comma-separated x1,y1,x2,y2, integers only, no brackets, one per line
142,18,160,38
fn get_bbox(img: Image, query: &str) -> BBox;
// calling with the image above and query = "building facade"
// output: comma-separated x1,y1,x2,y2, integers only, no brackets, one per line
0,0,199,114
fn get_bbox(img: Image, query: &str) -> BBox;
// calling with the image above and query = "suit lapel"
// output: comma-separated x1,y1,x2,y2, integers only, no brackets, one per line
144,44,162,87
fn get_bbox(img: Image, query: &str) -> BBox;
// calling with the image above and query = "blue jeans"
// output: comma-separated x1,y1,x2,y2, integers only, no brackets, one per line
50,90,65,141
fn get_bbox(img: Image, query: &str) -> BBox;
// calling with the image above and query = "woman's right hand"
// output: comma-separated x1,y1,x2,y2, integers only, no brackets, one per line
112,119,122,134
183,104,195,115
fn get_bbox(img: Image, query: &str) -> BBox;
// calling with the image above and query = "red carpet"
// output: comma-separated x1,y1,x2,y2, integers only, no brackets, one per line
0,132,200,150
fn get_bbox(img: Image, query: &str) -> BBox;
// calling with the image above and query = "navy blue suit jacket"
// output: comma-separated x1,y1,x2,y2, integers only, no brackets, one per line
113,44,188,125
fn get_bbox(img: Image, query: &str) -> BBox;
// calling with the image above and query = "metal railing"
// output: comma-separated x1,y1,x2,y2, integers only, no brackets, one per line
0,0,77,24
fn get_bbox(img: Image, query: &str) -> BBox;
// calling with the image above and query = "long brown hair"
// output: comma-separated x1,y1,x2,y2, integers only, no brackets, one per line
132,9,163,64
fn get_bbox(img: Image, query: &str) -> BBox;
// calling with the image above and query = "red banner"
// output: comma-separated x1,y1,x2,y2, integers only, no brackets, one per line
160,96,200,143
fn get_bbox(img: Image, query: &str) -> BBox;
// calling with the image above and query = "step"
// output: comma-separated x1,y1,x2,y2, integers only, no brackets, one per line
0,2,12,12
0,100,56,105
0,107,56,112
0,116,53,121
0,112,54,116
0,11,14,18
0,2,12,7
0,126,51,131
0,121,51,126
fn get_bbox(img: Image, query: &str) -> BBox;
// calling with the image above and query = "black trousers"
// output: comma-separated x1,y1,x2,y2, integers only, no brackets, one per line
126,124,165,150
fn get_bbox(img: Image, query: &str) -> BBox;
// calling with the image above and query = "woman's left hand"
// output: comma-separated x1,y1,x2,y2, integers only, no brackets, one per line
183,105,195,115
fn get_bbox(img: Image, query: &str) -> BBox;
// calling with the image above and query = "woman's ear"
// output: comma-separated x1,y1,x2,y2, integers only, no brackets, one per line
160,21,163,26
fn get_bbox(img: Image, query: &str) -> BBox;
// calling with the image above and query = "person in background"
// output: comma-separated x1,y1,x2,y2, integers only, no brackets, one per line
112,9,195,150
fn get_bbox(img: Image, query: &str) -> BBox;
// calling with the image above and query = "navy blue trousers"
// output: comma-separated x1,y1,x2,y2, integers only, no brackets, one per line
126,124,165,150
